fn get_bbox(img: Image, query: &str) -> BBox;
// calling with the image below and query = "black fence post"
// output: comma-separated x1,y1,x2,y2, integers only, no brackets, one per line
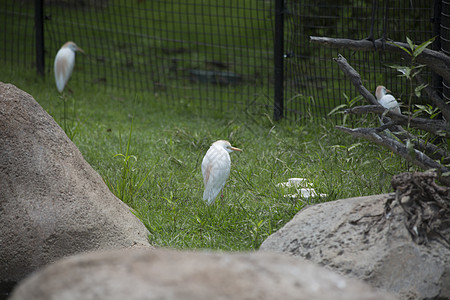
34,0,45,76
273,0,284,121
432,0,443,96
441,0,450,104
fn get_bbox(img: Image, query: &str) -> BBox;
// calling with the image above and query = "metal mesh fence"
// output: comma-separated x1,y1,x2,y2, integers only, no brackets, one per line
284,0,437,121
1,2,36,69
1,0,275,116
0,0,441,122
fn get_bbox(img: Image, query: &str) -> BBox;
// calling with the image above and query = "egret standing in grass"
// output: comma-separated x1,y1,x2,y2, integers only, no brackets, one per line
375,85,401,114
54,41,85,93
202,140,242,205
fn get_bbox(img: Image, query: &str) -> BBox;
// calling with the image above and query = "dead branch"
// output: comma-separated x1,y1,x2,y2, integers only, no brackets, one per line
393,129,449,164
320,39,450,127
345,105,450,138
333,54,378,105
390,171,450,246
384,124,450,165
334,54,450,166
318,42,450,185
336,126,450,185
310,36,450,84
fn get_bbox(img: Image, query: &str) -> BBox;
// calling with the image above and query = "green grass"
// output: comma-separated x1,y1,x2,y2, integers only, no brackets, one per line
1,65,409,251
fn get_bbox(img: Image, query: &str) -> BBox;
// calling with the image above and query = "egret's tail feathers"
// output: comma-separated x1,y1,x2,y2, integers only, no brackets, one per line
203,191,217,205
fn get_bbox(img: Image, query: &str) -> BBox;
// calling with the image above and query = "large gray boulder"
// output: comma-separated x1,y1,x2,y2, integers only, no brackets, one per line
10,247,395,300
260,194,450,299
0,83,151,286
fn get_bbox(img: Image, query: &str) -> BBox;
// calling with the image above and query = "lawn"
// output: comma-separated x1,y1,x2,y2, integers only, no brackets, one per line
0,65,408,251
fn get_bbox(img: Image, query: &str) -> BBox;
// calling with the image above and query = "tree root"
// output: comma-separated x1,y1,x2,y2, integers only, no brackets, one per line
389,171,450,247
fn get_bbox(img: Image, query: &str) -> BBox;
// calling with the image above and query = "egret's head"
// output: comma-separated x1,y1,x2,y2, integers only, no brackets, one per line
64,41,85,54
375,85,391,100
213,140,242,153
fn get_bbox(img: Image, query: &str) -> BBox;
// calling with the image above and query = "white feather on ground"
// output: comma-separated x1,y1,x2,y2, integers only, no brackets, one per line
277,178,327,199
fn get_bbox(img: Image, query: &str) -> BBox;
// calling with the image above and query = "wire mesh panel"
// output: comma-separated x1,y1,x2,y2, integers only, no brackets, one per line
1,0,275,117
0,1,36,69
442,0,450,103
0,0,441,122
283,0,436,122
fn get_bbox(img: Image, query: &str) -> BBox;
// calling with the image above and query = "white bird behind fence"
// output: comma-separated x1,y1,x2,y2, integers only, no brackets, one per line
54,41,85,93
375,85,401,114
201,140,242,205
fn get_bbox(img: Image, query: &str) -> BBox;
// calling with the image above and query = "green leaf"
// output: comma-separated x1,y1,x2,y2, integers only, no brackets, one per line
414,104,428,110
387,64,406,70
387,41,411,56
330,145,348,150
413,37,436,58
430,112,440,119
348,95,363,106
387,64,412,78
406,139,415,158
348,143,362,151
414,83,428,97
342,92,350,102
328,104,347,116
406,37,415,52
392,67,412,79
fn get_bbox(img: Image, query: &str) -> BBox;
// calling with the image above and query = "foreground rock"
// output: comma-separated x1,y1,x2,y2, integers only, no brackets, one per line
0,83,151,288
10,248,395,300
260,194,450,299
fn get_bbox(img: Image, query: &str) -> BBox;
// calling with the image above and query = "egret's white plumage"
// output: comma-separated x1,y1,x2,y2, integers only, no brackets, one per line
201,140,242,204
54,41,84,93
375,85,401,114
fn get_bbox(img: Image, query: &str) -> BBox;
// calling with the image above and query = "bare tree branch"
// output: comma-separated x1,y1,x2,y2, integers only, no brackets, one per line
333,54,378,105
336,126,450,185
376,122,450,164
323,39,450,130
377,123,450,164
331,53,450,184
334,54,450,139
381,124,449,164
344,105,450,137
310,36,450,84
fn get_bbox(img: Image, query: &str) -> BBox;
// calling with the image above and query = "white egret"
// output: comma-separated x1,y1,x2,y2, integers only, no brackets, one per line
375,85,401,114
54,41,85,93
201,140,242,204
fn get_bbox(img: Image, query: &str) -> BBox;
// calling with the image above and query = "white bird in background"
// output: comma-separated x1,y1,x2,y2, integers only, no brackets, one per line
375,85,401,114
54,41,85,93
202,140,242,204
